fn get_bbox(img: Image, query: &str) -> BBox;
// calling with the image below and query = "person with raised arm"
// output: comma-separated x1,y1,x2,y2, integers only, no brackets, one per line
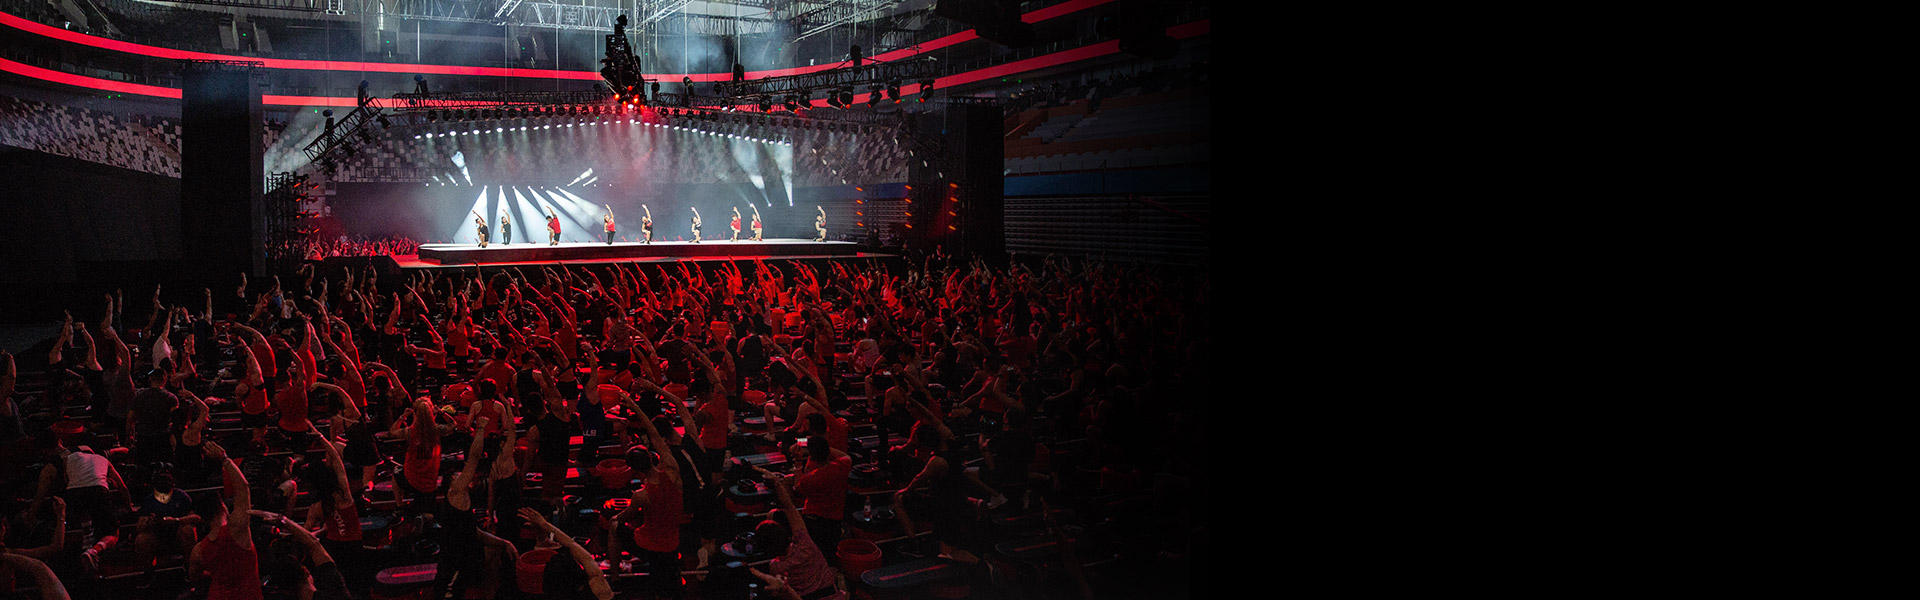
630,375,722,569
690,206,703,243
524,365,578,501
641,204,654,243
517,507,614,599
751,205,764,241
188,441,259,600
613,391,683,592
731,206,743,241
300,411,365,594
544,206,563,245
173,387,211,478
274,319,321,447
390,399,444,510
758,472,846,600
603,204,617,244
431,413,513,599
814,205,826,242
499,210,513,245
473,211,490,247
247,510,350,600
228,324,272,447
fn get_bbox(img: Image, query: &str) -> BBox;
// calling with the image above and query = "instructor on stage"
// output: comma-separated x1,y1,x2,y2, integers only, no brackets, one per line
603,205,616,245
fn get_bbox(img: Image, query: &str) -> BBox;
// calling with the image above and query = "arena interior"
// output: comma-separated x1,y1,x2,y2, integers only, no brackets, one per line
0,1,1212,598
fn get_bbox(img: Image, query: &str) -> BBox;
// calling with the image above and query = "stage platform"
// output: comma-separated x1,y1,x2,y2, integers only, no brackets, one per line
415,238,860,265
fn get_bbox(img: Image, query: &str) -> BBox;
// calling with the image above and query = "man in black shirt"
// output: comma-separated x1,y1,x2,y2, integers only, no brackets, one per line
129,369,179,467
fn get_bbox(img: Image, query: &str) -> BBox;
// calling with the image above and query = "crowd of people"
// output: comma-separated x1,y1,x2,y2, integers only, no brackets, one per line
302,237,423,259
1,251,1209,599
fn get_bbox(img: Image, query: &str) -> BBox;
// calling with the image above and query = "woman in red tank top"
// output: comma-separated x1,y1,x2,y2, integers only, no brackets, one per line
392,400,443,506
611,396,684,589
192,441,261,600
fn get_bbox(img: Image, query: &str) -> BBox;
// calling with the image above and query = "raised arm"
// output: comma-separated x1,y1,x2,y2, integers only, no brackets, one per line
447,411,493,511
490,400,520,482
0,554,69,600
182,389,210,443
766,473,808,539
622,395,677,477
251,510,334,568
204,442,252,548
519,508,613,599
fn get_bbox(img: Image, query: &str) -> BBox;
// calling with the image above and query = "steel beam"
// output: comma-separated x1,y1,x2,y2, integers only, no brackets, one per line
636,0,695,24
719,57,935,98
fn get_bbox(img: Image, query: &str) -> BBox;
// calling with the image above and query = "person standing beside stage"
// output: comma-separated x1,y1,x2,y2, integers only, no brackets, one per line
691,207,703,243
472,212,489,247
752,205,763,241
499,212,513,245
814,205,826,242
641,205,654,244
603,205,617,244
545,209,562,245
731,207,743,241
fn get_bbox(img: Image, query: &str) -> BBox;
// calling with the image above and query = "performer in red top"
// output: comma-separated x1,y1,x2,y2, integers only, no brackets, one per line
603,204,617,245
543,207,562,245
189,441,260,600
750,205,763,241
730,206,742,241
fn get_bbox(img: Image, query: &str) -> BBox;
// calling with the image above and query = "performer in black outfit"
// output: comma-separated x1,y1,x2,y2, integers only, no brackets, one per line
641,205,653,244
690,207,703,243
472,211,489,247
499,212,512,244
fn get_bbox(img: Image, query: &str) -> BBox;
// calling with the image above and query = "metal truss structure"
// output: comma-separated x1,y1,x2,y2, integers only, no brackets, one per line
383,90,615,112
718,56,936,99
302,104,388,171
794,0,906,42
263,171,314,274
127,0,923,36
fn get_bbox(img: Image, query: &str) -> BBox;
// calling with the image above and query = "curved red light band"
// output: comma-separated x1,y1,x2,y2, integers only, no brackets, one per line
3,10,1205,109
0,56,181,98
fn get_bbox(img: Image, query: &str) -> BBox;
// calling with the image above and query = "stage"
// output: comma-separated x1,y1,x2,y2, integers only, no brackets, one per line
366,238,880,270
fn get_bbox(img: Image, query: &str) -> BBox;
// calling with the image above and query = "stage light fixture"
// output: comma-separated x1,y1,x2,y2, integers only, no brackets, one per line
886,82,900,102
868,87,881,107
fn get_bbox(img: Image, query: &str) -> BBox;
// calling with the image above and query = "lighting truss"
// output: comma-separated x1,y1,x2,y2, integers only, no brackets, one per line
119,0,329,12
648,96,899,128
794,0,908,42
375,0,632,32
636,0,697,25
492,0,525,22
385,90,616,112
718,57,937,101
302,104,389,169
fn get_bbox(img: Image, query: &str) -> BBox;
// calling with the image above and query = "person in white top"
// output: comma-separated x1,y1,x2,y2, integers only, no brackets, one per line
44,438,129,540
